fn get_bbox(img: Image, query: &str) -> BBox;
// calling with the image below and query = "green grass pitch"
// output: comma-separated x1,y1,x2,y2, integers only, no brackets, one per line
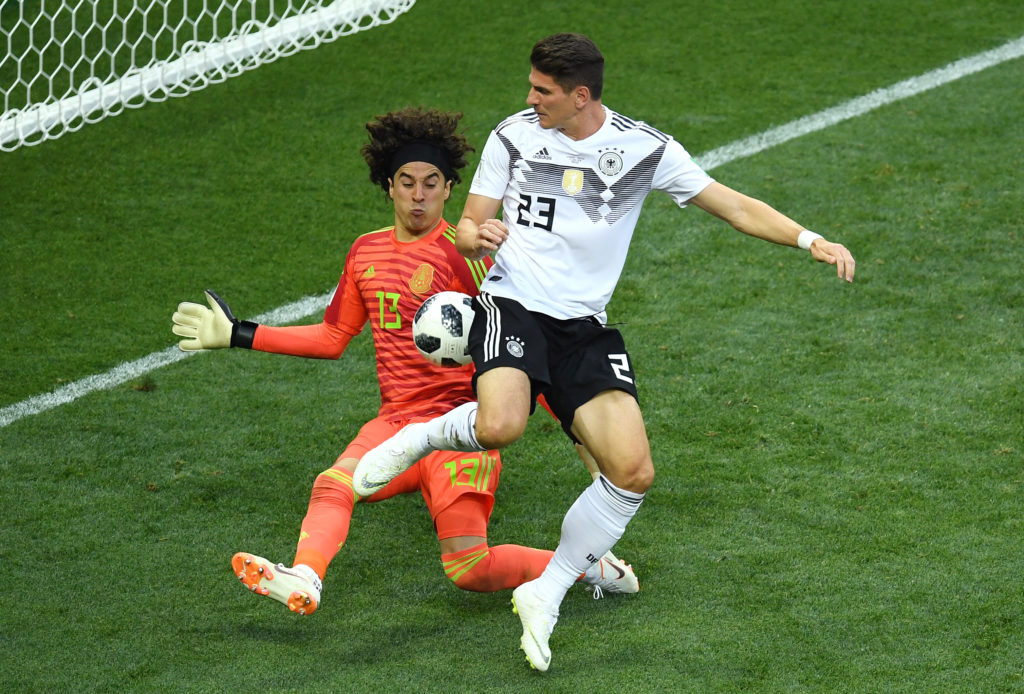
1,1,1023,691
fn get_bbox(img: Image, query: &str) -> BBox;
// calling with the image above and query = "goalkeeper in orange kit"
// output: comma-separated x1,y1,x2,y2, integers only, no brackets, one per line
170,107,638,616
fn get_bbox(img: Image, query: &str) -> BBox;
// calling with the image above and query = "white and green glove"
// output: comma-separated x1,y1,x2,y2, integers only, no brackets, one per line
171,290,257,351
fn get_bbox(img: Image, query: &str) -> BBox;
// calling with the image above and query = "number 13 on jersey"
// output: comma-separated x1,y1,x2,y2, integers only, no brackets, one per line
377,291,401,330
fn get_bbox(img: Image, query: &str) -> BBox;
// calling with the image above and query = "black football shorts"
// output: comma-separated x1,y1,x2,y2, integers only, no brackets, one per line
469,292,639,439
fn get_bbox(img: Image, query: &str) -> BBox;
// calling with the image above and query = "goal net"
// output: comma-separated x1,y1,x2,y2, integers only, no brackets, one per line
0,0,416,152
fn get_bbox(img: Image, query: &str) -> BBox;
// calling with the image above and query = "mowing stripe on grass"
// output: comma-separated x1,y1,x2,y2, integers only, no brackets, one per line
695,34,1024,170
3,33,1023,430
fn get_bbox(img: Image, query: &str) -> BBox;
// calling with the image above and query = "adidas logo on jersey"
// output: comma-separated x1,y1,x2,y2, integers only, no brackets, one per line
533,147,552,160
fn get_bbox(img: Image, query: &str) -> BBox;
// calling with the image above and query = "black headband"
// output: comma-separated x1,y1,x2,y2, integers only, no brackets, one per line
388,141,454,182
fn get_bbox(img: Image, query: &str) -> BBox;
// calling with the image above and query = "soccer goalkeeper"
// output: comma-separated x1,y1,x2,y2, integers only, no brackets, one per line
171,107,637,616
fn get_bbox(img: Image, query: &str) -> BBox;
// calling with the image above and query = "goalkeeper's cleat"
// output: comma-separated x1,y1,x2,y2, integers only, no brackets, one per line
511,579,558,672
231,552,322,616
351,422,429,497
585,552,639,600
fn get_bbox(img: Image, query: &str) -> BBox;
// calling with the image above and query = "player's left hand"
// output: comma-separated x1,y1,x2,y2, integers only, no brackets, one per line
171,290,236,351
810,240,856,282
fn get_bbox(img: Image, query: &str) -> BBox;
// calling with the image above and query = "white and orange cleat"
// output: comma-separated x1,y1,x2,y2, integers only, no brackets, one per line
231,552,321,616
584,552,639,599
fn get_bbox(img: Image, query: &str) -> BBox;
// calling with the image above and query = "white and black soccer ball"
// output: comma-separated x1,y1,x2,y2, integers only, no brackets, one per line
412,291,475,367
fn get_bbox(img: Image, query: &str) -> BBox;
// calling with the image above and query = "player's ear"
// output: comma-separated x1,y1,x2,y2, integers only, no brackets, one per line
574,85,590,107
444,179,452,201
387,177,395,199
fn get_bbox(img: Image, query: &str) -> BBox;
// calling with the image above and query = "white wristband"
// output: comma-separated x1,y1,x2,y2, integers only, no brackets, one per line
797,230,823,251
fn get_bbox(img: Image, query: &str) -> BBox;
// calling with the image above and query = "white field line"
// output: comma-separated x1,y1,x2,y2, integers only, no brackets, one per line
694,34,1024,170
0,291,335,428
2,33,1023,430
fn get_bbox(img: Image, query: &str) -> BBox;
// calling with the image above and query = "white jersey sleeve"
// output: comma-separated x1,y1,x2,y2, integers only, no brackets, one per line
470,130,512,201
654,138,714,207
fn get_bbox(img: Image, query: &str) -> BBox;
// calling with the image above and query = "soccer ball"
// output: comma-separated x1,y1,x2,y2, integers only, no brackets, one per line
412,291,475,367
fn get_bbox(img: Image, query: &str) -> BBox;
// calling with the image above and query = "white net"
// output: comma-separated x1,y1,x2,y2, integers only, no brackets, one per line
0,0,416,152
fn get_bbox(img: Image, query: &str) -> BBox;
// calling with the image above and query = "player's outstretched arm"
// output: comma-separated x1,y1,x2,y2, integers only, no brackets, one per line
171,290,257,351
456,193,507,260
691,182,855,282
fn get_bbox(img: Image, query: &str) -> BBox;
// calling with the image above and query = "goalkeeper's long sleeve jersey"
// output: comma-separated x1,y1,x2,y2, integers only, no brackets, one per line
253,218,491,420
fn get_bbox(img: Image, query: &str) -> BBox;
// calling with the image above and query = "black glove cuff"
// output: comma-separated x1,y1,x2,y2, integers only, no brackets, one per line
231,320,258,349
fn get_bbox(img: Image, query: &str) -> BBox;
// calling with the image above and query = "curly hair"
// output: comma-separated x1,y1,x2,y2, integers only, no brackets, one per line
361,107,474,196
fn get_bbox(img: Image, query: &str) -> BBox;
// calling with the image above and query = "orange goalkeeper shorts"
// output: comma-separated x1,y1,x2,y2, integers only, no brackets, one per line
338,414,502,540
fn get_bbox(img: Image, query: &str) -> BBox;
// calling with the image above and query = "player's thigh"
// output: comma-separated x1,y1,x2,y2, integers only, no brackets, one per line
571,389,653,492
474,366,533,447
337,416,400,464
420,447,500,549
469,294,550,447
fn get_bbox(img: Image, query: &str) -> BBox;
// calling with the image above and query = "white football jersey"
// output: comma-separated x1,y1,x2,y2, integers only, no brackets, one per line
470,106,714,320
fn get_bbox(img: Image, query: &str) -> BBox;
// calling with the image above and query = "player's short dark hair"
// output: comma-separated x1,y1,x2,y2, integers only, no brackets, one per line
361,107,473,195
530,33,604,100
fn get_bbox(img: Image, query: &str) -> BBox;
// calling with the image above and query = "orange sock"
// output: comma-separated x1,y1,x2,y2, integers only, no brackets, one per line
441,542,554,592
293,467,355,579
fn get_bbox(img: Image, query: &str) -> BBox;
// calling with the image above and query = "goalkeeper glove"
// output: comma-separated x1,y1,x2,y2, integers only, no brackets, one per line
171,290,257,351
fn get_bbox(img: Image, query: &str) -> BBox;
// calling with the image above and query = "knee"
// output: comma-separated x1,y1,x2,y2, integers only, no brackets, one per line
309,467,357,505
449,571,490,593
474,407,527,450
605,457,655,494
631,462,655,493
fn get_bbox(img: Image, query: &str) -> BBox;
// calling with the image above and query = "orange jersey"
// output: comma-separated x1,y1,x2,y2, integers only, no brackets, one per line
253,218,491,420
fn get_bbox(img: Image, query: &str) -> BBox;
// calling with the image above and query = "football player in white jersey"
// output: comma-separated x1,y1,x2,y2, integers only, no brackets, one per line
353,32,856,672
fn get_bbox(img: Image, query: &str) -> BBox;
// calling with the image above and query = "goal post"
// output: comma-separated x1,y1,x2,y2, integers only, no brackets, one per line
0,0,416,152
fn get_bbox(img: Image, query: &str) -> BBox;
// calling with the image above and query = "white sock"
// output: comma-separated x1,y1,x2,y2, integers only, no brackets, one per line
424,401,482,452
533,475,645,600
389,403,482,470
581,561,604,585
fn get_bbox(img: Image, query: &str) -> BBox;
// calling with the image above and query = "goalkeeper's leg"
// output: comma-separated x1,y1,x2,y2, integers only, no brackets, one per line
233,417,423,614
231,462,357,616
442,540,553,592
436,497,637,595
291,463,359,578
291,456,423,575
435,490,553,592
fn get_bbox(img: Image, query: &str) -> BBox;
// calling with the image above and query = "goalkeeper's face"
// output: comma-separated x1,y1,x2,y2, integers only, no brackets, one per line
389,162,452,240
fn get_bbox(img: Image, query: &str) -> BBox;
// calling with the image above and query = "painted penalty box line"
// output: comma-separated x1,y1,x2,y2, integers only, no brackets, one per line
2,33,1024,430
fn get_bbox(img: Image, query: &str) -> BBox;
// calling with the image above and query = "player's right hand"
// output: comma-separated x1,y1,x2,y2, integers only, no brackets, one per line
171,290,236,351
810,240,856,283
476,218,509,254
